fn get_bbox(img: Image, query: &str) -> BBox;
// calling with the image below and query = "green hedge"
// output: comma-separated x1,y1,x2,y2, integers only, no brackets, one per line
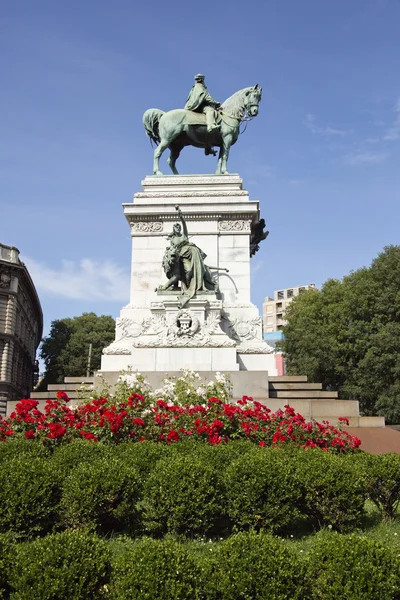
362,453,400,520
0,455,61,539
111,537,203,600
306,530,400,600
60,456,141,534
205,531,309,600
0,442,398,541
224,447,302,533
9,530,111,600
141,452,224,536
0,533,14,599
293,450,367,531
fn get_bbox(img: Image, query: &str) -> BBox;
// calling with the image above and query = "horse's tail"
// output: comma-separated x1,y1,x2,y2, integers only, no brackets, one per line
143,108,165,145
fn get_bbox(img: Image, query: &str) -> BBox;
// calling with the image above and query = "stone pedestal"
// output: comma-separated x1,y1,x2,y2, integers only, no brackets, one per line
101,174,275,374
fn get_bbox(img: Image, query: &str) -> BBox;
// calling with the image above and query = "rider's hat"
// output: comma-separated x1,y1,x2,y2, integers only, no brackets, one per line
194,73,205,81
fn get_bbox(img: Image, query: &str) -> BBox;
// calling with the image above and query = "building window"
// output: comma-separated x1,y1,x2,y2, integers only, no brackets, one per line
298,287,306,294
287,289,293,298
276,303,282,312
277,291,284,299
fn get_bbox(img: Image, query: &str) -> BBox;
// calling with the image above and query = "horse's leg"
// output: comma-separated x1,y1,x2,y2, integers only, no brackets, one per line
220,142,231,174
215,147,223,175
167,144,183,175
153,139,170,175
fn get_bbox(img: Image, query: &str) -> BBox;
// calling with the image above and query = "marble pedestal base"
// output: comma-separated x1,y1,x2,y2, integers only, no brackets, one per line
101,174,274,374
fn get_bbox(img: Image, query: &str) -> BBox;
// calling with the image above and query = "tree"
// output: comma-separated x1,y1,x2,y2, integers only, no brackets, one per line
39,313,115,387
281,246,400,423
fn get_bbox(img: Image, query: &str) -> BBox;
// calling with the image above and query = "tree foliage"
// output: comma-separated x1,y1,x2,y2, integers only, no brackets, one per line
39,312,115,386
281,246,400,423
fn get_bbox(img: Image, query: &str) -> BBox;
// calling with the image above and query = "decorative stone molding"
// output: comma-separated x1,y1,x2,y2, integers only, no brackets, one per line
142,176,242,186
0,267,11,289
134,191,248,198
218,220,251,232
103,343,131,355
237,344,273,354
130,221,163,233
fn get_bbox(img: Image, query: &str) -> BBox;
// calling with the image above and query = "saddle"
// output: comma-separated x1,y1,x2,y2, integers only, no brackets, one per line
183,109,222,128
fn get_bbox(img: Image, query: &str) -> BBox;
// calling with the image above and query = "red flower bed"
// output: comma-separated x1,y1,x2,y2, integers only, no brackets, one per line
0,393,361,452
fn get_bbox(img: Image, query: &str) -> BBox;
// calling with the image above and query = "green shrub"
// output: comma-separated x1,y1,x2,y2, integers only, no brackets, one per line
52,439,111,474
141,453,223,536
10,530,111,599
294,450,367,531
363,453,400,520
306,531,400,600
111,537,202,600
0,437,50,461
60,456,141,534
0,533,14,599
112,440,167,476
0,455,61,539
205,531,309,600
224,447,302,533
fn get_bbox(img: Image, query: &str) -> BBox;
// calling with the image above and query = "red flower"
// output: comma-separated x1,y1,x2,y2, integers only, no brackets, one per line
56,391,70,403
133,418,145,427
167,430,180,443
259,441,266,447
47,423,67,439
24,430,35,439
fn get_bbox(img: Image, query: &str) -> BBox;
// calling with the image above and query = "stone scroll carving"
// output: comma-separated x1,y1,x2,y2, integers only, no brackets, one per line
130,221,163,233
218,220,251,232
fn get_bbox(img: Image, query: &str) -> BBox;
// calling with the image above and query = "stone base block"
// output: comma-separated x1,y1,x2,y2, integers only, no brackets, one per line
96,370,269,400
101,346,240,372
237,352,276,372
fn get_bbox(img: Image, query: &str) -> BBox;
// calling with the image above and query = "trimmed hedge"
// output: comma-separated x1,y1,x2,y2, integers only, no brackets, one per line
141,452,224,536
0,533,14,599
363,453,400,520
111,537,203,600
294,450,367,531
60,456,141,534
0,442,397,541
0,455,61,539
9,530,111,600
205,531,309,600
224,447,302,533
306,531,400,600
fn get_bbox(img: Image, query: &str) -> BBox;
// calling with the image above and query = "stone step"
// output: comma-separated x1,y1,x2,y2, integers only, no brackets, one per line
269,390,338,399
269,382,322,391
269,375,308,383
256,398,361,417
64,377,95,384
48,383,94,391
30,391,82,400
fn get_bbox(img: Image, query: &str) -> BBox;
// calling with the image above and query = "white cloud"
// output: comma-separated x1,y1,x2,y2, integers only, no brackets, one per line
343,150,388,166
24,257,130,301
304,114,349,137
383,97,400,141
251,260,265,275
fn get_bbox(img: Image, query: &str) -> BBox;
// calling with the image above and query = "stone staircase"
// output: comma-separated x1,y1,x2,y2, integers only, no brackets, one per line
6,373,383,430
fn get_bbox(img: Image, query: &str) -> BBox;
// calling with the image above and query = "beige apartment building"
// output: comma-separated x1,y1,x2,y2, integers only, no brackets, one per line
0,243,42,415
263,284,316,333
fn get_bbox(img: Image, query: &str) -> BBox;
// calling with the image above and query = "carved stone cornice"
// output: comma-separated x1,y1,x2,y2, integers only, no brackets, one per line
134,190,249,198
141,175,242,186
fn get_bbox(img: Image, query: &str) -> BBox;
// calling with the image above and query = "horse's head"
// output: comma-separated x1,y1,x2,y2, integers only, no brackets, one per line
244,84,262,117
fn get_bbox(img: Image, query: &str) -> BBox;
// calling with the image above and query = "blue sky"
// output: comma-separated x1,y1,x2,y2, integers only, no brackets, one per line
1,0,400,340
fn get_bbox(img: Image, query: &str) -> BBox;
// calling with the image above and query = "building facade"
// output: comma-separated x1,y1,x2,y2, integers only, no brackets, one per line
0,244,42,415
263,284,316,333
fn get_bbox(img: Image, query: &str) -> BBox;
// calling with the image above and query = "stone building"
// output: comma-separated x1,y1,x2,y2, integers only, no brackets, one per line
263,284,316,332
0,244,43,415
